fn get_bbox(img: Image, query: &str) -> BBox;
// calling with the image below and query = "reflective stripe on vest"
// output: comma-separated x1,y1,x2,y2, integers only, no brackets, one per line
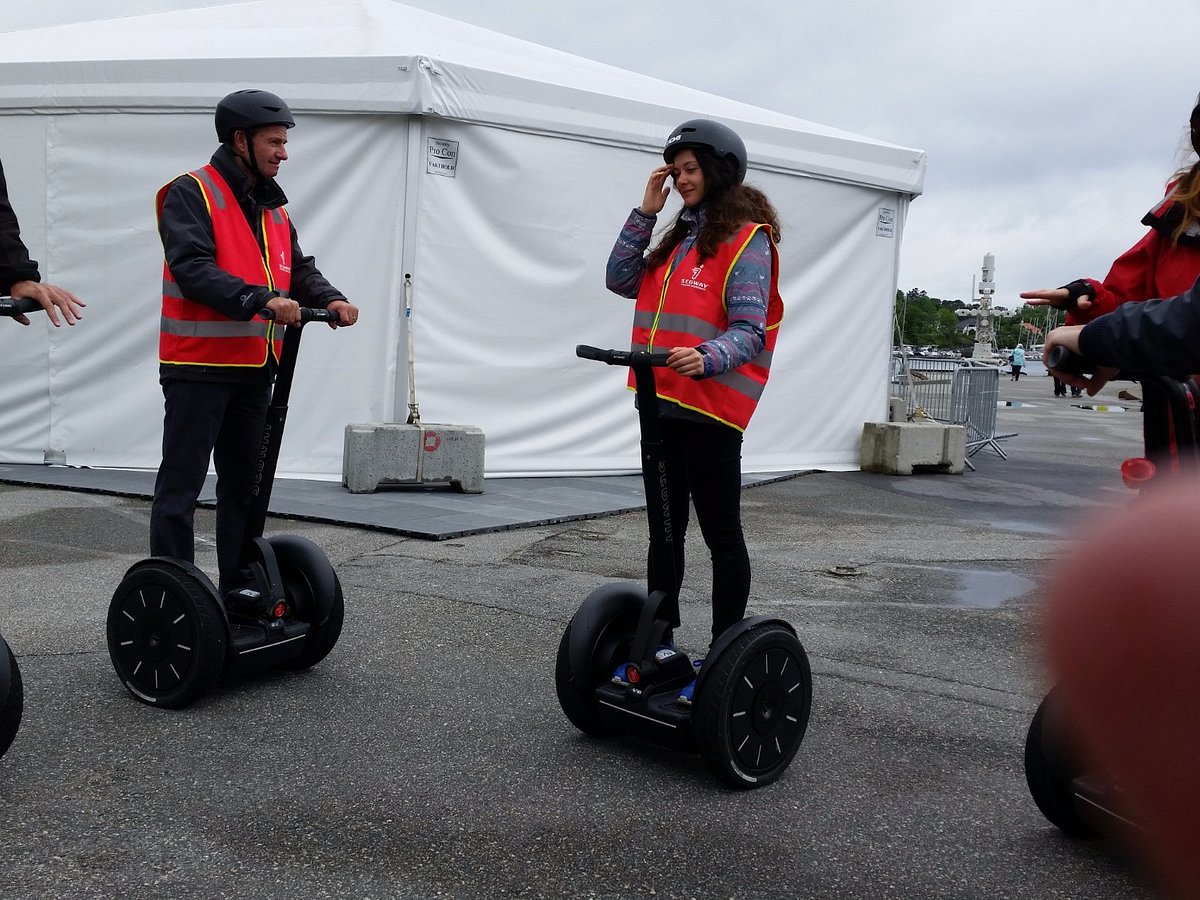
630,222,784,431
156,164,293,367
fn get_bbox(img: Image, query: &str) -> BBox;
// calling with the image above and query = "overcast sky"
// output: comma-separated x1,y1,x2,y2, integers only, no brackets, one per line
8,0,1200,309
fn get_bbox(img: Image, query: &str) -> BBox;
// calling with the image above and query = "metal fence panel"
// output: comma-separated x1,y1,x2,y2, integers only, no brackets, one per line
891,356,1014,470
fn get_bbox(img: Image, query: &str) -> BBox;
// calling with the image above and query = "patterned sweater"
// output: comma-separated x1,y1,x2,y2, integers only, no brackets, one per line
605,205,770,377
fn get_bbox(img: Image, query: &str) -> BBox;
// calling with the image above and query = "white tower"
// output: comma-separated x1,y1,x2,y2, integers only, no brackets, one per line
972,252,1000,362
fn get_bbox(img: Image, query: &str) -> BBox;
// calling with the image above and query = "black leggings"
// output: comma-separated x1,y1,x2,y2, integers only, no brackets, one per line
648,415,750,645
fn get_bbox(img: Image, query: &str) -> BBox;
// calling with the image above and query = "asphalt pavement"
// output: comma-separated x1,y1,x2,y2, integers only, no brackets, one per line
0,371,1163,899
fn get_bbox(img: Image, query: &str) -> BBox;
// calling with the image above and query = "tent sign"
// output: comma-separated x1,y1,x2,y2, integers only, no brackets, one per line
427,138,460,177
876,207,895,238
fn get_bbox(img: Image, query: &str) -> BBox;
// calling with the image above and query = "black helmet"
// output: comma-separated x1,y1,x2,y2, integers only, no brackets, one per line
663,118,748,184
214,89,295,143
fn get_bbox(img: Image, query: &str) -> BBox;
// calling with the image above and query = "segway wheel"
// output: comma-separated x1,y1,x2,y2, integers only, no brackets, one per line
694,622,812,789
278,573,345,671
555,584,644,738
1024,691,1100,838
268,535,344,671
0,638,23,759
107,561,226,709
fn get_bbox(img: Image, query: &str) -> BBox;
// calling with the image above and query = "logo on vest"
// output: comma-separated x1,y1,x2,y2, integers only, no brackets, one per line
679,264,708,291
278,250,291,274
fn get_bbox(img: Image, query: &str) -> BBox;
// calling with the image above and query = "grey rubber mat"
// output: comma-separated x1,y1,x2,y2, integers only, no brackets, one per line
0,463,802,540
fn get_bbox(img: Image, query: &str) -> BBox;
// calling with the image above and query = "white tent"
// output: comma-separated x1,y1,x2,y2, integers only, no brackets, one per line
0,0,925,478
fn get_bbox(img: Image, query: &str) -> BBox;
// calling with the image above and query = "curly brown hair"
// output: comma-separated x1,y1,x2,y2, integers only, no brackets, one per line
644,148,781,272
1169,160,1200,244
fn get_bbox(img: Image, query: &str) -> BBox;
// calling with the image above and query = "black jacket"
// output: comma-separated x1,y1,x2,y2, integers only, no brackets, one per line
0,158,42,295
157,145,344,382
1079,277,1200,376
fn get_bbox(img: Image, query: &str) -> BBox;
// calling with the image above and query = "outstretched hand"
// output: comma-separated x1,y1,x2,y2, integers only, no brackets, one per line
637,164,673,217
8,279,85,327
1019,287,1094,314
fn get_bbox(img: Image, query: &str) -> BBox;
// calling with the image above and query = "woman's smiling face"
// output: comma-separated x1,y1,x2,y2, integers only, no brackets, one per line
671,149,706,207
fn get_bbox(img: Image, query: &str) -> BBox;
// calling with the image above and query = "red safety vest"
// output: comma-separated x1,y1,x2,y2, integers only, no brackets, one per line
630,222,784,431
156,165,291,367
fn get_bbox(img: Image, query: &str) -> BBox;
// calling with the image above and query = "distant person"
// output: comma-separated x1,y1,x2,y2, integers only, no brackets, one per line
0,158,85,326
1022,92,1200,324
151,89,358,604
1052,374,1067,397
604,118,784,703
1010,343,1026,381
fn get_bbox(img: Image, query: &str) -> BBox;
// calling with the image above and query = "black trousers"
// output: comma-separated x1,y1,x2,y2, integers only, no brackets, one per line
648,415,750,645
150,379,271,595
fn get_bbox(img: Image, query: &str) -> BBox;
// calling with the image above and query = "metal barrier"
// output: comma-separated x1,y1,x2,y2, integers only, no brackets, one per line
949,367,1015,469
891,356,1015,470
891,356,957,422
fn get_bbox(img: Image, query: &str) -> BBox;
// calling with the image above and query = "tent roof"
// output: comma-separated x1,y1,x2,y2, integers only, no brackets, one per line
0,0,925,193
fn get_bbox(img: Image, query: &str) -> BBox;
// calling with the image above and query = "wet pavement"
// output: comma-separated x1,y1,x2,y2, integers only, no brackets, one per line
0,371,1162,898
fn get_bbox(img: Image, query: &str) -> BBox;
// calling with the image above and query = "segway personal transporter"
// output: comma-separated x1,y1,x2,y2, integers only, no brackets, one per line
555,345,812,789
0,295,49,756
106,307,345,709
1024,345,1200,836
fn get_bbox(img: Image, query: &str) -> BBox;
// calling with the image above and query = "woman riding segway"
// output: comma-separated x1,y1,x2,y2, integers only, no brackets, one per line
555,120,810,789
604,118,785,698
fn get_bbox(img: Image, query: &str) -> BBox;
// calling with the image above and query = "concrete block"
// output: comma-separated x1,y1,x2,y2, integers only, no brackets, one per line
343,422,485,494
860,421,966,476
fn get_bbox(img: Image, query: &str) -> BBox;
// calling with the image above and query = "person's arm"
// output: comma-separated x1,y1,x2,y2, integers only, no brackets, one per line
1020,229,1164,325
605,208,656,299
696,229,770,377
0,159,85,326
158,176,275,320
285,221,356,327
1076,279,1200,375
0,159,41,294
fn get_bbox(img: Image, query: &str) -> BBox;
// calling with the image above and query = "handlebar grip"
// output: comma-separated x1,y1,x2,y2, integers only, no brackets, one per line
575,344,615,363
257,306,340,323
0,296,45,317
1045,345,1091,376
576,344,672,368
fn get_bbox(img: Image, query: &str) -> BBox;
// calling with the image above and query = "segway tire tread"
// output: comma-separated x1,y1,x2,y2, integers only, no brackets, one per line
694,622,811,789
0,640,23,758
106,562,227,709
278,574,345,671
555,586,644,739
1023,692,1101,838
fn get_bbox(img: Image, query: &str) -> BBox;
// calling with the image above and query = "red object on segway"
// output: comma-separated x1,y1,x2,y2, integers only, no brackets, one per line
1120,457,1157,489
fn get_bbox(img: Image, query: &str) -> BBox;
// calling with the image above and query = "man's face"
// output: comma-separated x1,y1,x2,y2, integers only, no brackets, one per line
250,125,289,179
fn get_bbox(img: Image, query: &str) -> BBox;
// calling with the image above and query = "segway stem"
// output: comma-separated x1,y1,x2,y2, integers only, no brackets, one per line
240,307,337,566
576,345,678,621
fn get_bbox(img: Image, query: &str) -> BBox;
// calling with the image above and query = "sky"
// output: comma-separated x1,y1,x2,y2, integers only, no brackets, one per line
7,0,1200,310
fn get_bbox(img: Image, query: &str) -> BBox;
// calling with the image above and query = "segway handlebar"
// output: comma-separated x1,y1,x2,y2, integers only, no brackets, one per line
257,306,340,324
1044,345,1092,377
0,296,45,317
1045,344,1189,382
576,344,672,368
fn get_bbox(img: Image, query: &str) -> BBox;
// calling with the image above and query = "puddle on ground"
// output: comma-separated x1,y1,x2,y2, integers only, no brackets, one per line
1071,404,1128,412
998,401,1036,407
952,568,1036,608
